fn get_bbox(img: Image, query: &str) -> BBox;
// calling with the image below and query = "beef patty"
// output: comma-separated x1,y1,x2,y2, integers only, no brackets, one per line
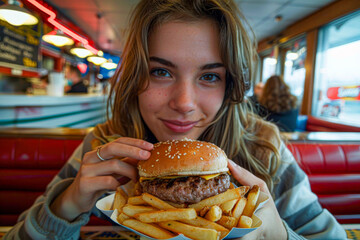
140,173,230,204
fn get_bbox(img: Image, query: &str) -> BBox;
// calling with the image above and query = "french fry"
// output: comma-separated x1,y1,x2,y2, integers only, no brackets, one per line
122,219,175,239
216,215,237,229
199,206,210,217
232,197,247,225
113,186,257,239
238,215,253,228
135,208,197,223
242,185,260,217
180,216,228,232
204,205,222,222
117,212,130,223
142,193,176,210
112,187,128,211
181,216,230,239
220,199,238,215
128,196,146,205
159,221,219,240
189,187,249,211
122,204,156,217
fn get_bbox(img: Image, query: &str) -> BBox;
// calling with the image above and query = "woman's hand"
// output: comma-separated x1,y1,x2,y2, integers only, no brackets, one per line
50,137,153,222
228,160,287,240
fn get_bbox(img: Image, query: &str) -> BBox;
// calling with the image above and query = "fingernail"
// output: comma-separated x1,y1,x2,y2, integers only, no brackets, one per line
140,150,150,158
143,142,153,149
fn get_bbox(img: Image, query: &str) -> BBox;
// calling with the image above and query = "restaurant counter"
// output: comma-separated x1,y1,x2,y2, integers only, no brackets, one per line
0,94,107,128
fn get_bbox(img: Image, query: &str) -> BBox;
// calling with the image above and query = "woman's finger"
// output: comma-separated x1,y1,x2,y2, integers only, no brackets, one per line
81,159,138,181
228,160,269,194
122,157,140,167
78,175,120,197
114,137,153,151
84,141,152,164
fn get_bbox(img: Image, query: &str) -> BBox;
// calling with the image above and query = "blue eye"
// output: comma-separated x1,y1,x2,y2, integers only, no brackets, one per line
151,68,171,77
200,73,220,83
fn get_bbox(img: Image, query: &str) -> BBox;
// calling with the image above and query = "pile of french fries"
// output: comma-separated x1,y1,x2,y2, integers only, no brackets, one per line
112,184,261,240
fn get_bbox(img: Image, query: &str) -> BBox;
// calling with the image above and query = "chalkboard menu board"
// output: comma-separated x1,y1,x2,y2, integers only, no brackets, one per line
0,19,41,68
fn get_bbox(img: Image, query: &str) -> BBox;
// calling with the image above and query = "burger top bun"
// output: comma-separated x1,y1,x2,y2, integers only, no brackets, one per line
138,139,229,178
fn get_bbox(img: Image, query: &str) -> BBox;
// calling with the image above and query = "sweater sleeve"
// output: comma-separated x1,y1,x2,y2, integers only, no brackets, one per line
273,142,347,239
3,143,90,240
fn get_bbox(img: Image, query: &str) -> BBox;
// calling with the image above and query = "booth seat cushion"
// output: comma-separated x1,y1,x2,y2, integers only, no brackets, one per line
287,143,360,223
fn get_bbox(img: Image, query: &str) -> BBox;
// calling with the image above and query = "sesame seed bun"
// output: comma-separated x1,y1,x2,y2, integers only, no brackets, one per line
138,139,229,178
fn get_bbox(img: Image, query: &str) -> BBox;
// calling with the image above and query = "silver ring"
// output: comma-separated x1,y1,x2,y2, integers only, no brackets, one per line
96,146,107,161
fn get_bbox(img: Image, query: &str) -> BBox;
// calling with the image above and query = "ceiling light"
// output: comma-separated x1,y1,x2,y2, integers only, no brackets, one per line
0,0,38,26
286,52,299,60
42,30,74,47
87,50,107,65
101,60,117,70
265,57,277,65
87,55,107,65
70,45,93,58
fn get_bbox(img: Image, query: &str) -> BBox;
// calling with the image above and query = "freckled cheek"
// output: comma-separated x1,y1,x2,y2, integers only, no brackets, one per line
140,89,168,109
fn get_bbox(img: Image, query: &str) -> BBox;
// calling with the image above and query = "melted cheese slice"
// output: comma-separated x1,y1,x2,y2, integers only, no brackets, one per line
139,173,221,183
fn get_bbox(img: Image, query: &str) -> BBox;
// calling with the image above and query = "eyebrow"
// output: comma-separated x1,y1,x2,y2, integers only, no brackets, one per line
200,63,224,70
150,56,176,68
150,56,224,70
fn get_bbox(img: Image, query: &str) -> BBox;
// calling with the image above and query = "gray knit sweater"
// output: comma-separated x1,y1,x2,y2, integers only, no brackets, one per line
4,134,347,239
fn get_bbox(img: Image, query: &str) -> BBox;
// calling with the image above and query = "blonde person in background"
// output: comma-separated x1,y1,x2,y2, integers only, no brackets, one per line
4,0,345,239
258,75,299,132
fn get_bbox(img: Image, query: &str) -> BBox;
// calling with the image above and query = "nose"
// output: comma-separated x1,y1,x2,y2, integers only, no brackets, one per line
169,81,196,114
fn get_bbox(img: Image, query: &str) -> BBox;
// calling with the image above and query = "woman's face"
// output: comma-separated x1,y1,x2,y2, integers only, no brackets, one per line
139,19,226,141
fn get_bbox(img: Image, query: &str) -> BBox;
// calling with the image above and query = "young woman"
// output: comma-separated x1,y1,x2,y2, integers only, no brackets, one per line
5,0,345,239
258,75,299,132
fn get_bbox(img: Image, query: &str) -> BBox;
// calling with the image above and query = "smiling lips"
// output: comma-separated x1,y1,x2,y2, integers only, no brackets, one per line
162,120,199,133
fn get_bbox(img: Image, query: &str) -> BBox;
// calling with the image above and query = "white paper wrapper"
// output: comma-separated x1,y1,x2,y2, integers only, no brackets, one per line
96,184,269,240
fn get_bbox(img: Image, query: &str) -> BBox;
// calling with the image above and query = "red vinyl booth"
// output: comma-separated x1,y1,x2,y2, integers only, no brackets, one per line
287,143,360,223
0,129,359,226
305,116,360,132
0,129,111,226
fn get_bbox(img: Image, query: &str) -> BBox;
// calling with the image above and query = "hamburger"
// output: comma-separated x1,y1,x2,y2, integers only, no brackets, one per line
138,139,230,204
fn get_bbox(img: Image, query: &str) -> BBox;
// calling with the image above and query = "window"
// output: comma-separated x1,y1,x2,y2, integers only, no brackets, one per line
283,37,306,104
262,57,277,82
312,11,360,127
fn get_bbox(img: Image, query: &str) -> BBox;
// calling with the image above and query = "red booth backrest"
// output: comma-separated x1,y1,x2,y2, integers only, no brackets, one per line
287,143,360,223
0,136,110,226
0,134,359,226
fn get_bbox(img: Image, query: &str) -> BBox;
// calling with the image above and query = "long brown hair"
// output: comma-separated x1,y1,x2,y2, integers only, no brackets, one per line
107,0,281,192
259,75,298,113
